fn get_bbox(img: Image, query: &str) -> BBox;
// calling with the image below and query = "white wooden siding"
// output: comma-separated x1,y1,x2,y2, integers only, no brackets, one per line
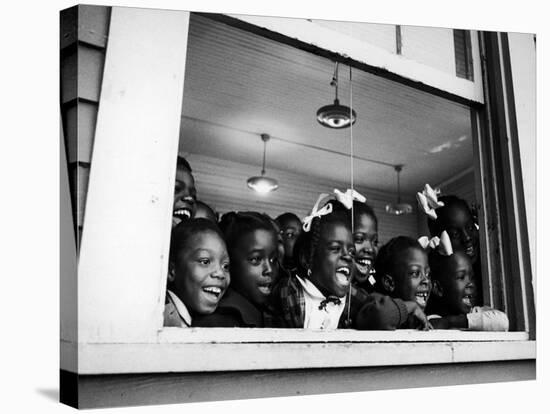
401,25,456,75
60,5,110,236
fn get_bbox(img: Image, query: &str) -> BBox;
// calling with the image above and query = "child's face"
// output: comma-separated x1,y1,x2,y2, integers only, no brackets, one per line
438,251,477,314
310,221,355,298
279,217,302,261
230,229,279,308
173,168,197,226
353,213,378,283
438,203,479,264
171,231,230,315
391,247,431,310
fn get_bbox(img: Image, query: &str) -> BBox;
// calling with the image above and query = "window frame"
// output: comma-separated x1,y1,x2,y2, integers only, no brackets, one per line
66,6,536,380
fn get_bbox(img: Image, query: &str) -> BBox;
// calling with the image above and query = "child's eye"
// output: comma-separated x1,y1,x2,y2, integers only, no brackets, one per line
249,256,261,265
448,229,461,239
353,235,365,244
283,231,296,240
269,256,277,264
222,262,230,272
198,258,210,265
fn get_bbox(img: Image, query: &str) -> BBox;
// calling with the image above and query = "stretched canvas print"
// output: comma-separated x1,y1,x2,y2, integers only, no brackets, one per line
60,4,536,409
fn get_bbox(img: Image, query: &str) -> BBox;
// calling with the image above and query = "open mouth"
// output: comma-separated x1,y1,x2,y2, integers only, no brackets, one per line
335,266,351,286
354,257,374,276
173,208,192,225
202,286,223,300
258,283,272,296
415,291,429,307
462,293,475,308
465,245,475,256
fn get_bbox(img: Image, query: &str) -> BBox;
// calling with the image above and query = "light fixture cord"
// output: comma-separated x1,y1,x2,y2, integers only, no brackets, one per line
332,61,339,101
261,138,267,175
397,168,401,203
347,64,354,327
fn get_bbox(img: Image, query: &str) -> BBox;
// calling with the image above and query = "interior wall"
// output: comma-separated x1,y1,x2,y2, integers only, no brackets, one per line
186,152,419,244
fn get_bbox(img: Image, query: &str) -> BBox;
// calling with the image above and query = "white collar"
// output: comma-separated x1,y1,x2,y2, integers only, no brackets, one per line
167,290,192,327
296,275,346,301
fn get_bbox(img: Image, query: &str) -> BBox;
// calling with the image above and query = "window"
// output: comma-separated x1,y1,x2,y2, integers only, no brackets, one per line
61,5,535,408
454,29,474,80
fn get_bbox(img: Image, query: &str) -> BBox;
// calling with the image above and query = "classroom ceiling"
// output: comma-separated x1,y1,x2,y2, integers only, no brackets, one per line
179,14,474,196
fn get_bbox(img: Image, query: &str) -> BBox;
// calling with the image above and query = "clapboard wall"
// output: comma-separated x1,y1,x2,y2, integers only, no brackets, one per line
60,5,111,246
185,152,419,244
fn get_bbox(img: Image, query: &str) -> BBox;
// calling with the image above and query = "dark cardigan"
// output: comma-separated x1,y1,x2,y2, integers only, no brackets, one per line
193,288,283,328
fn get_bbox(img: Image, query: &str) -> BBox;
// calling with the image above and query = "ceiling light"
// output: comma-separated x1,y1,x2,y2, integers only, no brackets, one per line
385,165,413,215
247,133,279,194
317,62,356,129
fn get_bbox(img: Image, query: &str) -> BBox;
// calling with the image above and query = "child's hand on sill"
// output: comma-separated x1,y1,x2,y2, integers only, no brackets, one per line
404,301,433,330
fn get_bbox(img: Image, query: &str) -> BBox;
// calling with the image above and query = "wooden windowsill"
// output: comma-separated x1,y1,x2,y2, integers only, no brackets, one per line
62,329,535,375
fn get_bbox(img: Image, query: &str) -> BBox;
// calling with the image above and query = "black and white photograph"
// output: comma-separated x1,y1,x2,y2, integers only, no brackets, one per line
3,0,545,413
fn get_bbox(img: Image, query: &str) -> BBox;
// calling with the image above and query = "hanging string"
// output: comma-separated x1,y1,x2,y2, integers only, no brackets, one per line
346,64,354,327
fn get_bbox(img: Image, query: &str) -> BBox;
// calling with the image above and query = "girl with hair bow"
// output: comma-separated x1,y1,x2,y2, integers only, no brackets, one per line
272,190,431,331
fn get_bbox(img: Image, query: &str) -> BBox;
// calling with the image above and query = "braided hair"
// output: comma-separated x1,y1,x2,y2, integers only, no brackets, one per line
219,211,278,253
427,195,474,236
293,200,351,278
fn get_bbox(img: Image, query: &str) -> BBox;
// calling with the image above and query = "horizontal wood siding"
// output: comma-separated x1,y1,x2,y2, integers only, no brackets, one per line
185,152,419,244
60,5,110,242
401,26,456,76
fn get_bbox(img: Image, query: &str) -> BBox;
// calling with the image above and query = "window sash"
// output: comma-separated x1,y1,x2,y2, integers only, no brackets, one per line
69,8,535,370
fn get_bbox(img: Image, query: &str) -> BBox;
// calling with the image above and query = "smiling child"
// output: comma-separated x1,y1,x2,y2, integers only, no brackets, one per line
352,200,379,292
273,199,356,329
273,195,430,330
194,211,283,328
427,251,508,331
354,236,432,330
164,218,230,327
426,195,483,304
172,156,197,226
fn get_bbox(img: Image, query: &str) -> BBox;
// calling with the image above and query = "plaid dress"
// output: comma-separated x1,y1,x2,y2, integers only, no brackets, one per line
271,272,372,328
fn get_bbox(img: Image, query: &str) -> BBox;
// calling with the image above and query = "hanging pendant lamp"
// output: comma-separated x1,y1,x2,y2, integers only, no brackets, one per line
385,165,413,215
317,62,357,129
247,133,279,194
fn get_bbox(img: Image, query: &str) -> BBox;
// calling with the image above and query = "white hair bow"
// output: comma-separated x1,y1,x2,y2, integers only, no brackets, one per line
416,183,444,220
303,193,333,232
418,230,453,256
333,188,367,210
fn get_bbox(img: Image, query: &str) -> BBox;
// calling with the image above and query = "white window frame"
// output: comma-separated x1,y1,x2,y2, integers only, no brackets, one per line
63,6,536,378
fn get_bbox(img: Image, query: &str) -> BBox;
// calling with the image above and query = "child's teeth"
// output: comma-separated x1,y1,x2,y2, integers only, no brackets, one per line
258,286,271,295
203,287,221,295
